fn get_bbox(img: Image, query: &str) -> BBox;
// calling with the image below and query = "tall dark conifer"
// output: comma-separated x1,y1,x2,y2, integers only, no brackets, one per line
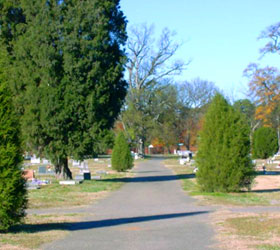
0,48,27,231
2,0,127,179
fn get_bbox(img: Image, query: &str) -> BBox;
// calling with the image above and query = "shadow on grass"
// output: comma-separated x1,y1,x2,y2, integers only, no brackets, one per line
101,174,195,183
250,188,280,193
256,171,280,176
9,211,209,233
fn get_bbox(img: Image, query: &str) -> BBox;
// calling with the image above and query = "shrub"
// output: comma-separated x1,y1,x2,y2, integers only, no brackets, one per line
252,127,278,159
0,84,27,231
196,94,254,192
111,132,133,172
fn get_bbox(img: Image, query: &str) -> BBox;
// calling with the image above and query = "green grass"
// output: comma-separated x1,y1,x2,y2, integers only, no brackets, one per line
226,215,280,238
164,158,275,206
28,173,126,209
193,191,270,206
257,245,280,250
0,213,83,249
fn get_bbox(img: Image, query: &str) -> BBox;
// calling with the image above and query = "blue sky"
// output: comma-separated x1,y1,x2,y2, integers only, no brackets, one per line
120,0,280,100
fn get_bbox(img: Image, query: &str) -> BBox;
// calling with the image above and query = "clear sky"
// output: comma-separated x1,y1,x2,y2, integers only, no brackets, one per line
120,0,280,100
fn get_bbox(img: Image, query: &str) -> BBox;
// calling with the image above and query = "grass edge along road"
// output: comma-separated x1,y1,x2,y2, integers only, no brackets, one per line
164,158,280,250
0,165,134,250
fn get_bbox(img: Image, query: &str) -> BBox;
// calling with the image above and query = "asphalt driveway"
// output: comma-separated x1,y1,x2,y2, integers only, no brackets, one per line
44,159,216,250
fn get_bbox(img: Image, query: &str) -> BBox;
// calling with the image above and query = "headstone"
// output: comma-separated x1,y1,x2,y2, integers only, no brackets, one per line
72,160,81,167
59,180,82,185
75,175,84,181
38,166,47,174
38,179,50,185
26,181,40,190
94,158,99,162
83,171,91,180
42,158,50,164
96,170,107,175
31,155,40,164
179,158,187,165
22,169,34,180
91,175,101,180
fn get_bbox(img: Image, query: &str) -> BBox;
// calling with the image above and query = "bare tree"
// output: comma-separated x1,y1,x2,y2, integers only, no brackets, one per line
122,24,188,155
177,78,218,150
259,22,280,56
127,24,188,90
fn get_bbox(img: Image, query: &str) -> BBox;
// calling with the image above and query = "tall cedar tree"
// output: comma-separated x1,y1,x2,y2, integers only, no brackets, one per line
112,132,133,172
0,49,27,231
196,94,254,192
1,0,127,179
252,127,278,159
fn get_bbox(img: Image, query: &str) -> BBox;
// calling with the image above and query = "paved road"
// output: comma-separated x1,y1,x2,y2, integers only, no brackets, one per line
44,159,216,250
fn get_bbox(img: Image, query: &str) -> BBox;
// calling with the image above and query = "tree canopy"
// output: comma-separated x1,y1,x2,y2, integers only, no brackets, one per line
1,0,128,178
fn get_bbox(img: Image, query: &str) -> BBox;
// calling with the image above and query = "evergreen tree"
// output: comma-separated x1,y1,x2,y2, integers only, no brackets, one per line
196,94,254,192
112,132,133,172
252,127,278,159
1,0,127,179
0,48,27,231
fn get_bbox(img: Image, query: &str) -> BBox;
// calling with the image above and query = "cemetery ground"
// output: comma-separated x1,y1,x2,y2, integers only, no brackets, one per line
164,158,280,250
0,157,137,250
1,156,280,250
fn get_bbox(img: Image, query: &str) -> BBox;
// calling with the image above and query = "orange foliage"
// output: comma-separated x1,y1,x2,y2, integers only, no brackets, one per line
114,121,124,132
151,137,165,147
245,64,280,126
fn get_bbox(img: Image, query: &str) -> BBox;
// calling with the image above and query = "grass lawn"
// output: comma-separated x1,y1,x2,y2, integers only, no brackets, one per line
214,211,280,250
25,156,135,209
0,213,84,250
0,157,135,250
164,158,280,207
164,158,280,250
28,174,126,209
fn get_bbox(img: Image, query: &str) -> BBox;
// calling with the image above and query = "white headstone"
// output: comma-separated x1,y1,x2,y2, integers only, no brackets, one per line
72,160,81,166
42,158,49,164
31,155,40,164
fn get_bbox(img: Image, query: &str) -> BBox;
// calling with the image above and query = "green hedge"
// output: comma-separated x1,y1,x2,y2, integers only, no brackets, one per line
252,127,278,159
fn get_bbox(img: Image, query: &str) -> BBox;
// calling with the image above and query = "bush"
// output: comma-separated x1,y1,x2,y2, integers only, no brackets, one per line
111,132,133,172
0,84,27,231
196,94,255,192
252,127,278,159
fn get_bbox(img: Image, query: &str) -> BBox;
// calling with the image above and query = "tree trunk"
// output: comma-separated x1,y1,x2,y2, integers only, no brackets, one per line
54,157,72,179
138,137,145,156
277,115,280,152
62,157,72,180
54,161,62,179
185,133,190,150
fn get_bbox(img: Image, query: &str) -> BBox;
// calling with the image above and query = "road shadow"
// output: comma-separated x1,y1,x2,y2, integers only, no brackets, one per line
9,211,209,233
101,173,195,183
